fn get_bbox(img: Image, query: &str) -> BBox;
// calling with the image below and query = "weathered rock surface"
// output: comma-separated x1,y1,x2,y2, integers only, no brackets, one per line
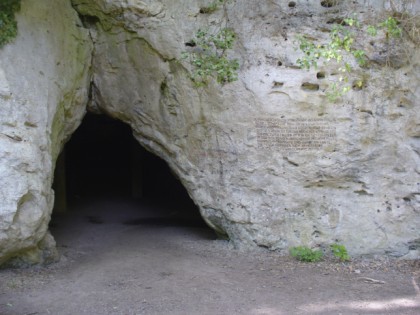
0,0,92,265
0,0,419,265
71,0,420,257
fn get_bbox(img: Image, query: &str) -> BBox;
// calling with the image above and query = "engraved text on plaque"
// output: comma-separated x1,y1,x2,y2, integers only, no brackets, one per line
255,118,336,152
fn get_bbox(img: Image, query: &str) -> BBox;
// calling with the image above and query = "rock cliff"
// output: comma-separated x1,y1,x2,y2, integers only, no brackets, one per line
0,0,418,265
0,0,92,265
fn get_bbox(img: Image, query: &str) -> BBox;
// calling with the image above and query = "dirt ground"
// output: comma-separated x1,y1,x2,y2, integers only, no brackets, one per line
0,199,419,315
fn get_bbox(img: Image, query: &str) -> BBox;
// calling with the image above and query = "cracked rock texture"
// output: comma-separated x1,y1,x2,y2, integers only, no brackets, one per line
0,0,419,265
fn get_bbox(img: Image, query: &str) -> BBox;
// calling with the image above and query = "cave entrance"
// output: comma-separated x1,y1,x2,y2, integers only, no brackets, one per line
52,112,209,231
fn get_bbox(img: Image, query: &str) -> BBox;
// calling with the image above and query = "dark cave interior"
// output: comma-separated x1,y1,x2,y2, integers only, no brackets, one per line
52,112,208,228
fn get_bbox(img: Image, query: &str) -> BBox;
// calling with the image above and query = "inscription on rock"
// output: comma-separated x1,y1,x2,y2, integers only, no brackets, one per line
255,118,336,152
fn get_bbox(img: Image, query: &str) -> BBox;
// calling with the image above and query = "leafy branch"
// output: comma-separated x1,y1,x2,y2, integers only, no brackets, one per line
295,16,403,101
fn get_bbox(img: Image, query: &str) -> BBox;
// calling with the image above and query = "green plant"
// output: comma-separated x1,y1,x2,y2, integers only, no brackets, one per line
295,14,406,101
366,16,402,39
0,0,21,48
199,0,224,14
330,244,350,261
289,246,323,262
182,28,239,87
295,17,368,101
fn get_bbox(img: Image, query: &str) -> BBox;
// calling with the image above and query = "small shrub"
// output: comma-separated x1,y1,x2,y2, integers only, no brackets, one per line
0,0,21,48
290,246,323,262
330,244,350,261
182,28,239,87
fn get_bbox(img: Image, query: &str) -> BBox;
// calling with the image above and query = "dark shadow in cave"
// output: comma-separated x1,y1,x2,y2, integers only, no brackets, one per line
51,112,213,233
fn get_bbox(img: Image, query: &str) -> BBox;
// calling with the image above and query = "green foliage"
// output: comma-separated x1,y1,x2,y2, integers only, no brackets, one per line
0,0,21,48
200,0,225,14
367,16,402,39
367,25,378,36
295,15,404,101
330,244,350,261
289,246,323,262
182,28,239,87
296,18,366,70
380,16,403,38
295,17,367,101
184,0,238,87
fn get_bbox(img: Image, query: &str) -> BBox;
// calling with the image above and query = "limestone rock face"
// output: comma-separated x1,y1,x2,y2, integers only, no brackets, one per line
71,0,419,257
0,0,92,265
0,0,419,265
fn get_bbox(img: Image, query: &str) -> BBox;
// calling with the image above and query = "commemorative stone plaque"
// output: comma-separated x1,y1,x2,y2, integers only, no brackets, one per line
255,118,336,153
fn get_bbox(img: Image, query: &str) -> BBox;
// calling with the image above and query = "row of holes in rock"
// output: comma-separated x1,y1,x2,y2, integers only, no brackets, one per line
273,77,365,91
198,1,340,12
289,1,340,8
299,81,365,91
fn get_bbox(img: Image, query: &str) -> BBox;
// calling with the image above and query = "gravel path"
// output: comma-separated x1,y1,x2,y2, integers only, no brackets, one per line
1,199,419,315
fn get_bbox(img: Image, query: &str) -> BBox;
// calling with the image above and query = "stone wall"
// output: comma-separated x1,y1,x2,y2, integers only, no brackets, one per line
0,0,92,265
0,0,418,265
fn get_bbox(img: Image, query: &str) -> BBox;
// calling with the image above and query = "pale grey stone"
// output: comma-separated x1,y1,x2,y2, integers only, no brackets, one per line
0,0,419,265
0,0,92,265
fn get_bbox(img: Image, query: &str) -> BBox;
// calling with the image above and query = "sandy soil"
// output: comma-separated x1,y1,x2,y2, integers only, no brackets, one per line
1,199,419,315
